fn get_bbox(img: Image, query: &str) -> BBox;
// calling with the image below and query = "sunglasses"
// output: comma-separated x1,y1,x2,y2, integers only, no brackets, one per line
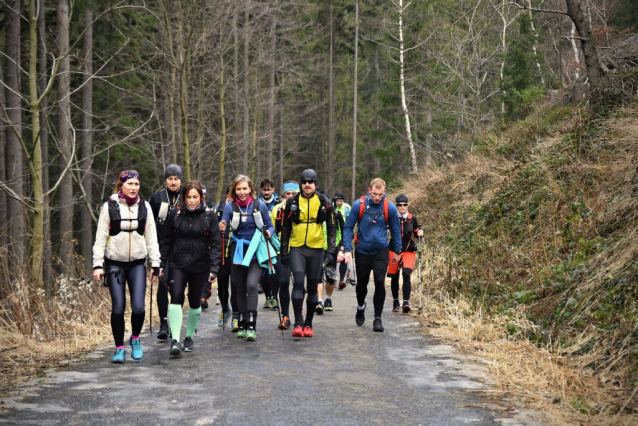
301,180,316,185
397,203,408,207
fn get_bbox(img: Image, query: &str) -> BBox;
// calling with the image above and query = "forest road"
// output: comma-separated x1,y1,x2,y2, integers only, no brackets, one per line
0,281,545,425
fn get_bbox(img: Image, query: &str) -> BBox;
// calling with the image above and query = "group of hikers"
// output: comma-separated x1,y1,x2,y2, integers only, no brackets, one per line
92,165,423,364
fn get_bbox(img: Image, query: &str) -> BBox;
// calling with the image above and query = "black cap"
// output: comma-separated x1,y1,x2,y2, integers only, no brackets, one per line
300,169,318,183
165,164,183,180
396,194,409,204
334,192,345,200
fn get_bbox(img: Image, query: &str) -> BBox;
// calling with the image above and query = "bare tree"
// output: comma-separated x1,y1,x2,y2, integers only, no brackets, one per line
351,0,359,201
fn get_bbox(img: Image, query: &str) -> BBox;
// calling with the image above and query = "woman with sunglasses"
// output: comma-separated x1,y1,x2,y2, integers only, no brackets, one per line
93,170,160,364
387,194,423,313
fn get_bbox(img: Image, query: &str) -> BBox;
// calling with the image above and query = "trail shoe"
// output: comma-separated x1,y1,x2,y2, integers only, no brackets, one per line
157,322,170,340
246,329,257,341
355,303,366,326
263,297,271,309
270,298,279,310
392,300,401,313
218,309,232,327
231,319,240,332
315,301,324,315
324,299,333,311
302,325,314,338
170,340,183,357
373,317,384,332
236,328,247,338
130,338,143,360
279,316,291,330
292,325,304,338
111,348,125,364
183,337,194,352
201,298,209,310
338,281,346,290
402,301,411,314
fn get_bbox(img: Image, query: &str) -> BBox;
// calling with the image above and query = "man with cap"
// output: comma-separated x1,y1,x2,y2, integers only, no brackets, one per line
338,178,402,332
332,193,351,289
388,194,423,313
149,164,182,340
270,180,299,330
280,170,337,338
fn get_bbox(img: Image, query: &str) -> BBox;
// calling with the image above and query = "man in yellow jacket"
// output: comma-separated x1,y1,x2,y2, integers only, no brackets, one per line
280,169,337,338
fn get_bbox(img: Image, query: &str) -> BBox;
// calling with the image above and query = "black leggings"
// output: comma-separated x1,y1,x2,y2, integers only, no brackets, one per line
168,267,209,308
106,259,146,347
275,254,291,317
233,260,262,317
355,247,389,318
290,246,323,326
390,268,412,302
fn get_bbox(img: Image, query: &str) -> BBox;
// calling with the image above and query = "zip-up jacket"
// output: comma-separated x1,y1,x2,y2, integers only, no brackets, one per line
160,203,222,275
149,188,180,241
259,193,281,212
221,199,275,241
389,212,421,253
280,192,337,256
342,195,402,255
93,194,161,268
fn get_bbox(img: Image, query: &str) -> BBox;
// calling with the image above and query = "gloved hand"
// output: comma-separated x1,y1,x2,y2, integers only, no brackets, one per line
324,252,335,267
281,254,290,268
152,267,160,277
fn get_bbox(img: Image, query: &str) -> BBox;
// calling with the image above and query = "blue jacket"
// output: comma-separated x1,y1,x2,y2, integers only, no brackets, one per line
342,195,402,255
221,199,275,241
259,193,280,212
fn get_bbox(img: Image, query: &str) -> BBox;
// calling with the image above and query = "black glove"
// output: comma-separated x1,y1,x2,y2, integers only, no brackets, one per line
281,255,290,268
152,267,160,277
324,252,334,267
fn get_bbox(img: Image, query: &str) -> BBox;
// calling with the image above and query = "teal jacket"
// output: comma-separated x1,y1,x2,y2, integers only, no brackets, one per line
240,231,279,274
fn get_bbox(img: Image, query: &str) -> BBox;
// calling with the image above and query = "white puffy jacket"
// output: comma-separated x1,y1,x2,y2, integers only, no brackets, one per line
92,194,161,268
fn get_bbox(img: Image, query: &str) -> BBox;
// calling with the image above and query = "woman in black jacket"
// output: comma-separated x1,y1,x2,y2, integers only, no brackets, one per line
160,180,222,356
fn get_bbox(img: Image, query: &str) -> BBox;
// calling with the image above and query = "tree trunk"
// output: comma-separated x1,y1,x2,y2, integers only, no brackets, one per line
0,23,6,251
278,109,284,190
80,7,94,278
216,51,227,204
398,0,417,173
57,0,73,277
565,0,602,101
351,0,359,201
327,0,335,194
180,49,191,182
170,67,177,164
243,0,251,167
6,0,25,264
266,14,276,179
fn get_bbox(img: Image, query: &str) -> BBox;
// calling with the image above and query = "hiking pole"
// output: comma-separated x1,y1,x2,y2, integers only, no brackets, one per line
417,237,423,312
150,273,154,336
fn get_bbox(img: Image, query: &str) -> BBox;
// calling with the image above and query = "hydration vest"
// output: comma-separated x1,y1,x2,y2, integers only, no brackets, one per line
108,198,147,237
157,189,180,225
286,192,333,224
230,201,265,231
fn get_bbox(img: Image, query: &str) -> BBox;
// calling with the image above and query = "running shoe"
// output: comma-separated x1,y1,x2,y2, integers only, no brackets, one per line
218,309,232,327
355,303,366,326
392,300,401,313
246,329,257,341
338,281,346,290
292,325,303,338
157,322,170,340
278,316,291,330
201,298,209,310
402,301,411,314
170,340,183,357
324,299,333,311
111,348,125,364
270,298,279,310
231,319,240,332
263,297,271,309
315,301,324,315
130,338,143,360
302,325,314,338
183,337,194,352
236,329,247,338
373,317,384,332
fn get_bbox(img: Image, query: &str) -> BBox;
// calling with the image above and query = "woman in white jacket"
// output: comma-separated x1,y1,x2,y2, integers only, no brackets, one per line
92,170,160,364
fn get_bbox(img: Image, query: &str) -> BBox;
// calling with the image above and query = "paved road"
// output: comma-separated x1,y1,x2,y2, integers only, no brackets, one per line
0,284,541,425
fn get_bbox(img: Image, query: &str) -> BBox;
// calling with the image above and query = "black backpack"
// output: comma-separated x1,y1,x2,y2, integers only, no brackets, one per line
108,198,147,237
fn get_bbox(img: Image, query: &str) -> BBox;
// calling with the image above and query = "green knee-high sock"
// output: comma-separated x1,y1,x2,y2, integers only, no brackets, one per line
186,307,202,338
168,304,183,341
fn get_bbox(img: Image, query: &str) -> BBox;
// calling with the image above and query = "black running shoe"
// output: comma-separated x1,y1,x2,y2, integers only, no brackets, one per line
392,300,401,313
183,337,194,352
324,299,333,311
170,339,183,357
355,304,366,326
157,322,169,341
201,298,209,310
373,317,384,332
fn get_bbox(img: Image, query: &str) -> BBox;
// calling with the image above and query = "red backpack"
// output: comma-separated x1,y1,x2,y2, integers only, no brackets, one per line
358,196,389,222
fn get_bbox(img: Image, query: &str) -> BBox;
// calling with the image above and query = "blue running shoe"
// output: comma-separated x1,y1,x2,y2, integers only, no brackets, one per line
130,338,143,360
111,348,125,364
218,308,232,327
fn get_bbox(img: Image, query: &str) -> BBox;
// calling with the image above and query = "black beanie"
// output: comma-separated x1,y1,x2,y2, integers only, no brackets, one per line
165,164,183,180
396,194,409,204
334,192,345,200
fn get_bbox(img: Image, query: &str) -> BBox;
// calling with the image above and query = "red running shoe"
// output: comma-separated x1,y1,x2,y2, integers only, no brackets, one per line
338,281,346,290
302,326,314,337
292,325,303,338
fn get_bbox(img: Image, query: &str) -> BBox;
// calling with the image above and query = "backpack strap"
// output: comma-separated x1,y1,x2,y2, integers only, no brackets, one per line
358,196,389,223
108,198,147,236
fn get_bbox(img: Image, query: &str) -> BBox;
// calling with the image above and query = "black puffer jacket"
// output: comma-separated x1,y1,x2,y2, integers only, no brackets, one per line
160,203,222,275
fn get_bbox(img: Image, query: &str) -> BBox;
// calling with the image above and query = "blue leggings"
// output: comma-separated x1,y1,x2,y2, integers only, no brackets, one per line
106,260,146,347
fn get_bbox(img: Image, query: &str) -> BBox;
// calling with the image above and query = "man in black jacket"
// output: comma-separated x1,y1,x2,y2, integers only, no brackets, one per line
149,164,182,340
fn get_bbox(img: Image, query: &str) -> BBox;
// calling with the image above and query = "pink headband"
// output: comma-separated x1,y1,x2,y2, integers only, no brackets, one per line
120,171,140,184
